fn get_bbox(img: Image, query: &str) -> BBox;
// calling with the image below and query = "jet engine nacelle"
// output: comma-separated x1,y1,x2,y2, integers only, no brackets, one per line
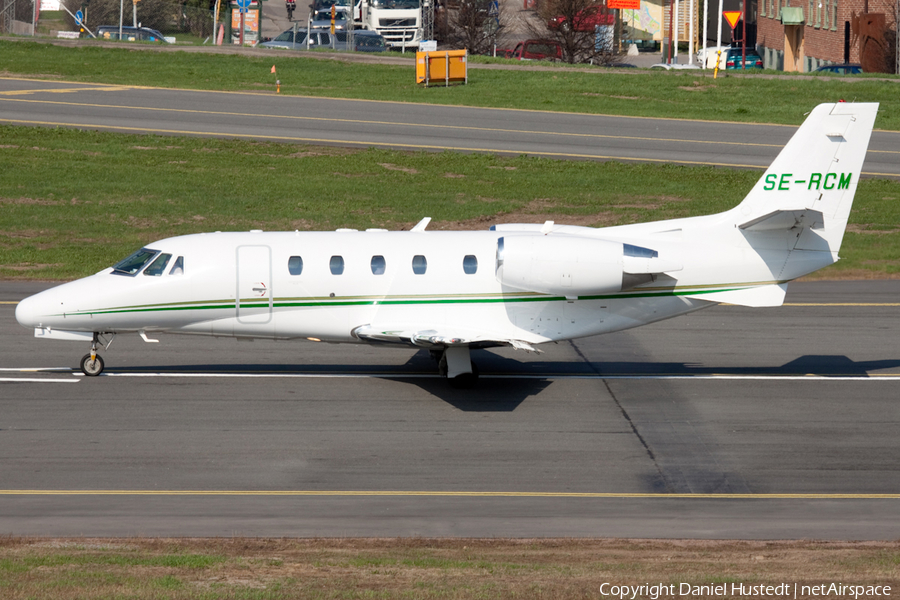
496,235,624,297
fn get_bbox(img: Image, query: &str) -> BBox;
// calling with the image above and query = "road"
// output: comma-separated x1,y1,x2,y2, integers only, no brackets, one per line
2,281,899,538
2,78,899,177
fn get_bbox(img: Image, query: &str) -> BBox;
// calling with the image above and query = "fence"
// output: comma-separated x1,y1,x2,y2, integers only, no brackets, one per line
1,0,36,35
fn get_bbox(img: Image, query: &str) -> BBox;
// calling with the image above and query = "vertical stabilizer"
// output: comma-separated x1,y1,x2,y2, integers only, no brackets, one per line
735,102,878,254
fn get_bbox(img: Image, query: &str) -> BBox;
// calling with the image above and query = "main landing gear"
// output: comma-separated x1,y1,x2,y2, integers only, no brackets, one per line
433,346,479,389
79,332,114,377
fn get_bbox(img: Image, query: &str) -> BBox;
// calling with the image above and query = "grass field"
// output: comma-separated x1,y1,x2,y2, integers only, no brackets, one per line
2,125,899,280
1,537,898,600
2,40,900,129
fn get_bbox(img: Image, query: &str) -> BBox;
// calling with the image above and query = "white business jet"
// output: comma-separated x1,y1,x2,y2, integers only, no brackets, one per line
16,102,878,386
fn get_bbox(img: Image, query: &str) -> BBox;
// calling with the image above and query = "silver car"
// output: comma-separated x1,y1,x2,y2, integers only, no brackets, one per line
259,27,334,49
309,7,354,30
260,27,386,52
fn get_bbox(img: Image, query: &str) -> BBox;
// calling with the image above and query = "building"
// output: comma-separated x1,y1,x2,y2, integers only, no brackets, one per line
756,0,898,71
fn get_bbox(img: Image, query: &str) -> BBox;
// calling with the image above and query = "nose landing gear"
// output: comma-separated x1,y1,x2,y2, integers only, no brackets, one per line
80,352,105,376
79,332,114,377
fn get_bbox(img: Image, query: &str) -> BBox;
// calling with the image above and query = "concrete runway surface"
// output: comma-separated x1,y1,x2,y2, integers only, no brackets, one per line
1,280,898,538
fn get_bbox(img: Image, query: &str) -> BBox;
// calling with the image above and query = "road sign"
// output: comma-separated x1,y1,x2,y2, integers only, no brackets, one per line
609,0,640,9
74,9,83,24
723,10,741,29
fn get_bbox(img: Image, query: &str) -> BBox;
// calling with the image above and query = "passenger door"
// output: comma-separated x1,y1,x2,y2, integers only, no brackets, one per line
236,245,273,325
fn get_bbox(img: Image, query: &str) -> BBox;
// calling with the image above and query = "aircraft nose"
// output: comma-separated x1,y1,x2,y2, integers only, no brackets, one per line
15,294,39,328
15,290,60,329
16,294,47,327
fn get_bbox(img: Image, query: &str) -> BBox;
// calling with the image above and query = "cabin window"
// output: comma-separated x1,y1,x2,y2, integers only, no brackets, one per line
463,255,477,274
288,256,303,275
143,253,172,277
371,255,386,275
169,256,184,276
412,255,427,275
330,255,344,275
111,248,159,276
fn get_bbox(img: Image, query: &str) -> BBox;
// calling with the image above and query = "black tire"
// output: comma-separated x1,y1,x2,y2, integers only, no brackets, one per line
80,353,105,377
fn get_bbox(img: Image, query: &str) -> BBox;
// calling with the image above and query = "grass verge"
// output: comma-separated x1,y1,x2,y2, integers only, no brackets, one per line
2,40,900,129
2,124,899,280
1,537,898,599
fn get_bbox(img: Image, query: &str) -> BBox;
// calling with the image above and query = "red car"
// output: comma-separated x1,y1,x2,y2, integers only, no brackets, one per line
548,5,614,32
504,39,563,61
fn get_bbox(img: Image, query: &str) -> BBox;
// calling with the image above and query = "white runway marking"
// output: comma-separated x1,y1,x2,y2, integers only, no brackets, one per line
96,372,900,381
0,367,73,372
0,377,79,383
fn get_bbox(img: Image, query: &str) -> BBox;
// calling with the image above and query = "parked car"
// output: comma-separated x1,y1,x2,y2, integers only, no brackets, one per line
335,30,387,52
259,27,386,52
814,63,863,75
724,47,763,69
503,39,562,61
696,45,731,69
259,27,334,49
96,25,170,43
649,62,701,70
309,7,354,30
547,5,614,32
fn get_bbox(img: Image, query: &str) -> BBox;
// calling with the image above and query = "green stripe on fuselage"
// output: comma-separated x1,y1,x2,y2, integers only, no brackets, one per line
57,284,767,318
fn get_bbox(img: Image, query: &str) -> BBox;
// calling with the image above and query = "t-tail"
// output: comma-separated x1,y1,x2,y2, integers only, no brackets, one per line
731,102,878,280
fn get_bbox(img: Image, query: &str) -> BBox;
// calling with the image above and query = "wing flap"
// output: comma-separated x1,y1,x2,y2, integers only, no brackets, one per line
352,324,539,352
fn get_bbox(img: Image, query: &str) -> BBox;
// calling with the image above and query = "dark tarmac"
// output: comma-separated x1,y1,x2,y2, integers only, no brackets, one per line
2,281,898,538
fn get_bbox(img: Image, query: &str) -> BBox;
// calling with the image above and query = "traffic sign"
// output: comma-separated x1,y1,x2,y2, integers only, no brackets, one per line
74,9,83,24
723,10,741,29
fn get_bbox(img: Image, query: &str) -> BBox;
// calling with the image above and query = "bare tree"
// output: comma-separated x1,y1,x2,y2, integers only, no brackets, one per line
62,0,210,36
445,0,503,54
528,0,619,64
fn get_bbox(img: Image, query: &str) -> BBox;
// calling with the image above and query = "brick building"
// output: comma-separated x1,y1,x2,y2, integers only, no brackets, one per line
756,0,897,71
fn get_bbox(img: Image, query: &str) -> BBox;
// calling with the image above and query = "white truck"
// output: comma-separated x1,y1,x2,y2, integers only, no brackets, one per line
357,0,421,49
313,0,422,50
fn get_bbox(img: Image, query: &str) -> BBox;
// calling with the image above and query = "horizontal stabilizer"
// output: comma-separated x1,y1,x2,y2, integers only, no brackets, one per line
739,208,825,232
683,283,787,307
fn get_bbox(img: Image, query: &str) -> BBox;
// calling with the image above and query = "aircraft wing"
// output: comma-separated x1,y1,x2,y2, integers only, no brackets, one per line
352,324,539,352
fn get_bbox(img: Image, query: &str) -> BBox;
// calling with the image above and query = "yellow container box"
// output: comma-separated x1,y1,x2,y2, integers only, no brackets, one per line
416,50,468,87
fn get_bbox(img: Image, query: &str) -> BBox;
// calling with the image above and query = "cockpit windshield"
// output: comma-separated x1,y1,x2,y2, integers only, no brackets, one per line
143,253,172,276
111,248,160,276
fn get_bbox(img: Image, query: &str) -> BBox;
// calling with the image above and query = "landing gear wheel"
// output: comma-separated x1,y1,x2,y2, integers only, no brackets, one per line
80,353,105,377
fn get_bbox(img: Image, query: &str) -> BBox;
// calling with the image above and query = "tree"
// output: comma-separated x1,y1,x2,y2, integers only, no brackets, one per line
62,0,206,35
530,0,620,64
445,0,503,55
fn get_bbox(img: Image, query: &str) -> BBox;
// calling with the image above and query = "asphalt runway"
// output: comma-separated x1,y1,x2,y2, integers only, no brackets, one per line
2,280,899,538
2,77,899,178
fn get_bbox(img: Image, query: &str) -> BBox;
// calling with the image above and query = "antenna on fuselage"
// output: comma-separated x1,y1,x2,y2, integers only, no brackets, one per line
411,217,431,232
